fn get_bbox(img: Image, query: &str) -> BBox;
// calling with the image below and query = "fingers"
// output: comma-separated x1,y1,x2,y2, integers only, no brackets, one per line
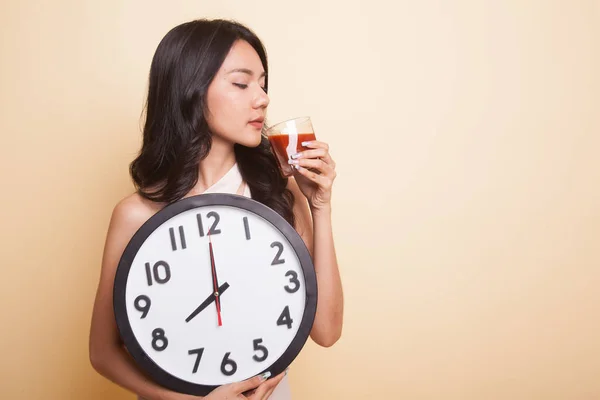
291,142,336,168
301,140,328,152
232,372,271,393
289,157,334,176
291,148,328,160
291,155,337,188
262,387,276,400
249,371,286,400
293,165,335,189
291,149,335,168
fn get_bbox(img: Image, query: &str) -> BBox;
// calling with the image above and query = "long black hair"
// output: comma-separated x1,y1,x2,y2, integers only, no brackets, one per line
129,19,295,227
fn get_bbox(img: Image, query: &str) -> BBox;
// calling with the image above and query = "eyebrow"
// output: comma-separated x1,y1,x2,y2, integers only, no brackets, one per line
227,68,267,78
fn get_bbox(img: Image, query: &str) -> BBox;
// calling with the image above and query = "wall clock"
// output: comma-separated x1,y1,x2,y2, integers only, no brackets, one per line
113,193,317,395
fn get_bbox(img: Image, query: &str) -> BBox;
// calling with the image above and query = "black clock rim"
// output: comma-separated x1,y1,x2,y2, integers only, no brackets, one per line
113,193,317,396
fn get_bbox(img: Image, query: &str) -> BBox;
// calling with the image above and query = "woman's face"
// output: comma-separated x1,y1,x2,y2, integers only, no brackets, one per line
205,40,270,148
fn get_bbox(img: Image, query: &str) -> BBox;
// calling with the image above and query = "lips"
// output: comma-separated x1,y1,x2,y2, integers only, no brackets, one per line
249,118,264,129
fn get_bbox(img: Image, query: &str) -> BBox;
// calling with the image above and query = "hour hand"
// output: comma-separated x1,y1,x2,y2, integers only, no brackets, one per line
185,282,230,323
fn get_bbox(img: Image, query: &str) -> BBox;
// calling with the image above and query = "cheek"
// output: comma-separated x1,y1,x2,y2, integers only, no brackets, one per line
208,89,246,123
224,92,248,118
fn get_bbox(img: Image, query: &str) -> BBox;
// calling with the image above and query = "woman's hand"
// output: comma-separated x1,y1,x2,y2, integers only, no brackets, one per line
239,370,287,400
289,140,337,211
167,371,286,400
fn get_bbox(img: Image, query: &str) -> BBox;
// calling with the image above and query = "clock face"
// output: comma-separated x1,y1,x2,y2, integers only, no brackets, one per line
114,194,317,396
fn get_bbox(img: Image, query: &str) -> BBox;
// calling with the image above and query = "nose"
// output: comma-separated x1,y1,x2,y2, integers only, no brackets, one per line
253,86,270,109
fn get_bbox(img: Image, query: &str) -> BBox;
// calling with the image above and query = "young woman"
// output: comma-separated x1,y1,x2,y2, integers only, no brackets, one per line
89,18,343,400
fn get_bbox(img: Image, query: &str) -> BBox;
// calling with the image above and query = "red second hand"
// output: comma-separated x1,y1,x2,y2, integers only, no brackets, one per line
216,296,222,326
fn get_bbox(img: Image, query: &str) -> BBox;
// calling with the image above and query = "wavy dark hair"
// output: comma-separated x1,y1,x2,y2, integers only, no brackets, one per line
129,19,295,227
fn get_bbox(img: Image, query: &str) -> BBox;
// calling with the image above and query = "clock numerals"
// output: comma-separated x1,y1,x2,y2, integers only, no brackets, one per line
220,352,238,376
252,338,269,362
284,271,300,293
151,328,168,351
145,261,171,286
188,348,204,374
169,226,187,251
270,241,285,265
243,216,251,240
134,295,151,318
197,211,222,237
277,306,294,329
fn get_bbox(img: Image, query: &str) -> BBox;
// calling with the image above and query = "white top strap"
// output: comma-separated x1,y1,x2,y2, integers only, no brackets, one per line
200,163,249,197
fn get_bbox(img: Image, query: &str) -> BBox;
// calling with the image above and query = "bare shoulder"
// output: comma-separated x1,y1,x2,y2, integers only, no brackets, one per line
103,192,162,263
110,192,160,232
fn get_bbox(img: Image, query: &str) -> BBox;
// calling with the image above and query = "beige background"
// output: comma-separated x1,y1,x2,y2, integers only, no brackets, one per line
1,0,599,399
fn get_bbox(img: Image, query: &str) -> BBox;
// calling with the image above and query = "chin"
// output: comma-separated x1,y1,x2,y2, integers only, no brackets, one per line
238,129,263,148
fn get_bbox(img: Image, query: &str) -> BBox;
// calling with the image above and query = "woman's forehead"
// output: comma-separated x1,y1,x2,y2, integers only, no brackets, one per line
220,40,265,76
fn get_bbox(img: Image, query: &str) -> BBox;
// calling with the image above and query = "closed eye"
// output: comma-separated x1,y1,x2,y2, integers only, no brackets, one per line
233,83,267,93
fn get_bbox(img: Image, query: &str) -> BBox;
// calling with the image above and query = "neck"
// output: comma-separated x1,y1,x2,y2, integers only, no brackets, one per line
192,137,236,195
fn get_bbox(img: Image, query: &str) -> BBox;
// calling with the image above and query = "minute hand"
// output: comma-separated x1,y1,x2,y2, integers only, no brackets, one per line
208,233,223,326
185,282,230,323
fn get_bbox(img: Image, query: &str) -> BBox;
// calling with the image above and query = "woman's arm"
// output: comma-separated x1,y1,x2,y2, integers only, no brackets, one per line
287,141,344,347
89,196,180,400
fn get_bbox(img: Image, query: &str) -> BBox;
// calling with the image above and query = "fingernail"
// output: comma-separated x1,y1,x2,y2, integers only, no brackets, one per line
291,153,302,159
301,141,311,146
294,165,303,170
259,371,271,381
288,159,299,165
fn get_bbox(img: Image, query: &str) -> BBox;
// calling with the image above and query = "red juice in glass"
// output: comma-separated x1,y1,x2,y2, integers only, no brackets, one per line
266,117,316,177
